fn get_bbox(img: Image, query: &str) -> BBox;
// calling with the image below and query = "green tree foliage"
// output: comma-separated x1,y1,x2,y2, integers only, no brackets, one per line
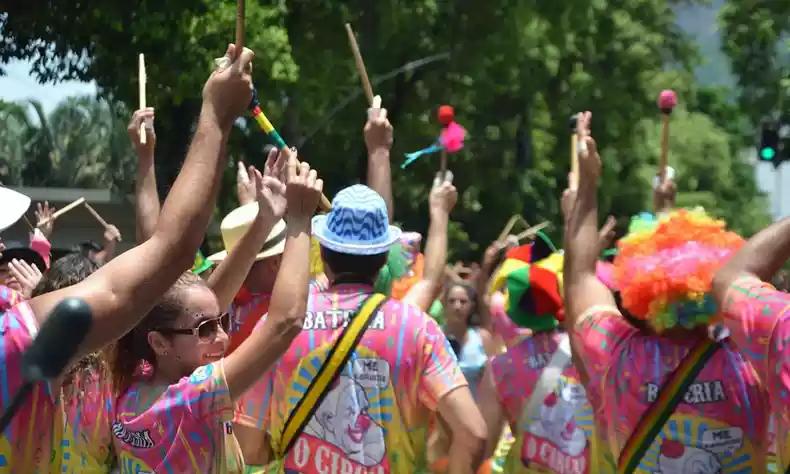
0,97,136,191
0,1,771,258
720,0,789,123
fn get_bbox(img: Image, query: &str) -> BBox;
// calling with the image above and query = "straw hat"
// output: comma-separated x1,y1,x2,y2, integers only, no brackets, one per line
207,203,287,263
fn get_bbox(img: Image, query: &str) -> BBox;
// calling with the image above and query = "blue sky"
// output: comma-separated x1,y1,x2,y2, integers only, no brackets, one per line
1,57,787,220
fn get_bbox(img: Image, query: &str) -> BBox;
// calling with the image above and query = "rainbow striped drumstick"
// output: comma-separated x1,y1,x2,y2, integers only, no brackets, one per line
248,89,331,211
249,89,287,149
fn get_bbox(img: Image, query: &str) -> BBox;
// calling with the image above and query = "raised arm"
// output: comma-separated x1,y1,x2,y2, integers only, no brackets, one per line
129,108,161,244
364,99,394,221
29,44,256,361
563,111,616,328
403,172,457,311
208,148,288,310
93,224,122,264
224,157,322,400
712,218,790,304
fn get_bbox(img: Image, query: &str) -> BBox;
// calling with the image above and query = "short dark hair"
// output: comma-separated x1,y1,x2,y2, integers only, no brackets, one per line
32,252,99,297
320,247,387,283
74,240,103,256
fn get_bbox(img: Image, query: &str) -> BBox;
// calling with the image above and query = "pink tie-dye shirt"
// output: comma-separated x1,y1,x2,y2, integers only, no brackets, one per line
56,367,115,473
572,306,770,473
720,276,790,471
235,283,466,473
0,301,56,473
0,285,24,312
490,330,610,473
112,360,243,473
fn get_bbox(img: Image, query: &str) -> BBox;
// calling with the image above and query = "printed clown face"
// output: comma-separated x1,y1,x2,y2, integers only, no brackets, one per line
655,440,721,474
304,376,386,466
528,385,586,457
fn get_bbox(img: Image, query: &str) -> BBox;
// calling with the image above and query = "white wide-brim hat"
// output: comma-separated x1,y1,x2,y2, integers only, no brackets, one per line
0,187,31,232
208,203,287,263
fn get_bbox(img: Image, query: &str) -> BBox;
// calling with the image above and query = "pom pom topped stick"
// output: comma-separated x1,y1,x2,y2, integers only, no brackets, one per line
402,105,467,175
345,23,375,107
657,89,678,184
569,114,579,191
138,54,147,144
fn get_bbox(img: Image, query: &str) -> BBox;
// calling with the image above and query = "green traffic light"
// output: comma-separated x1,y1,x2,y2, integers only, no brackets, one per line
760,147,776,160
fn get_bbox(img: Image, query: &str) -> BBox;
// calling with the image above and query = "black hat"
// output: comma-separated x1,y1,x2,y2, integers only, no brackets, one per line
0,243,46,271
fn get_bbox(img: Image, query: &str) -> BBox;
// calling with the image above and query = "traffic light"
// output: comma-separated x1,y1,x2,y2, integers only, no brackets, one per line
760,123,779,163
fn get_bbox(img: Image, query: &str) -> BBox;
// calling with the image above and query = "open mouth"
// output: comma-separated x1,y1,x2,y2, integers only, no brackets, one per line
203,352,224,361
346,425,365,443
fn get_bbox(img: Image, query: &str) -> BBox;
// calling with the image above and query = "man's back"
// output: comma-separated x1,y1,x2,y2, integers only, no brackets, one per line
236,282,466,473
573,307,771,473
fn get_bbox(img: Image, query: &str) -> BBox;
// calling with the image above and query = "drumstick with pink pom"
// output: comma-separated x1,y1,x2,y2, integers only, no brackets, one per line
657,90,677,184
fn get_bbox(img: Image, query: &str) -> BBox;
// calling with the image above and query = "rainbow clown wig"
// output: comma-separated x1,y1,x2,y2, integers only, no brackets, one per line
613,209,744,333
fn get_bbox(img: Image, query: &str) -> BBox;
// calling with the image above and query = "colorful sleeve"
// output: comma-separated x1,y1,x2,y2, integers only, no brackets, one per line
0,285,24,312
490,291,528,347
417,316,468,410
721,276,790,383
175,361,234,424
234,368,274,431
570,305,636,399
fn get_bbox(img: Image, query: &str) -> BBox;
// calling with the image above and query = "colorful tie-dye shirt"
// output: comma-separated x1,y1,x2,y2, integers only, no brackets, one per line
227,290,271,354
0,301,55,473
113,360,243,473
235,283,466,473
572,306,770,473
56,366,115,473
720,276,790,472
490,330,611,474
0,285,24,312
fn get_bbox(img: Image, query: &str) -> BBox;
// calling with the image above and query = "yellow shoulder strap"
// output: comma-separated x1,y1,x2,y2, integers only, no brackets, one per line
277,293,387,457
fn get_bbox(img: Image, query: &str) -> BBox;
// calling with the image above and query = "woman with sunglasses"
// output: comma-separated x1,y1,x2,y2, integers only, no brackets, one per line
110,158,323,473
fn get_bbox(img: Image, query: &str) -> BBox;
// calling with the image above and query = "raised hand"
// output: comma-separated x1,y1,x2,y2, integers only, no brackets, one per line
35,201,56,238
561,186,577,222
203,44,255,130
128,108,156,158
364,99,393,153
265,146,291,185
430,170,458,216
252,165,287,222
575,111,601,186
597,215,617,254
8,258,42,298
285,154,323,222
236,160,256,206
483,240,508,270
104,224,122,243
653,178,677,213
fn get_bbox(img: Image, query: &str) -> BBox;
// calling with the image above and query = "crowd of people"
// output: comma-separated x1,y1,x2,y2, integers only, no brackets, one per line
1,43,789,474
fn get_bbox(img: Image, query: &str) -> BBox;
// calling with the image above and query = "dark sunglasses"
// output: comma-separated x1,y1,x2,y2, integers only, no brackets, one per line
155,313,230,340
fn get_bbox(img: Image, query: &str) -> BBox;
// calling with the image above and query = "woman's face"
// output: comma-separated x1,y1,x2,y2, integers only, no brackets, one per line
158,286,229,373
446,285,473,324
